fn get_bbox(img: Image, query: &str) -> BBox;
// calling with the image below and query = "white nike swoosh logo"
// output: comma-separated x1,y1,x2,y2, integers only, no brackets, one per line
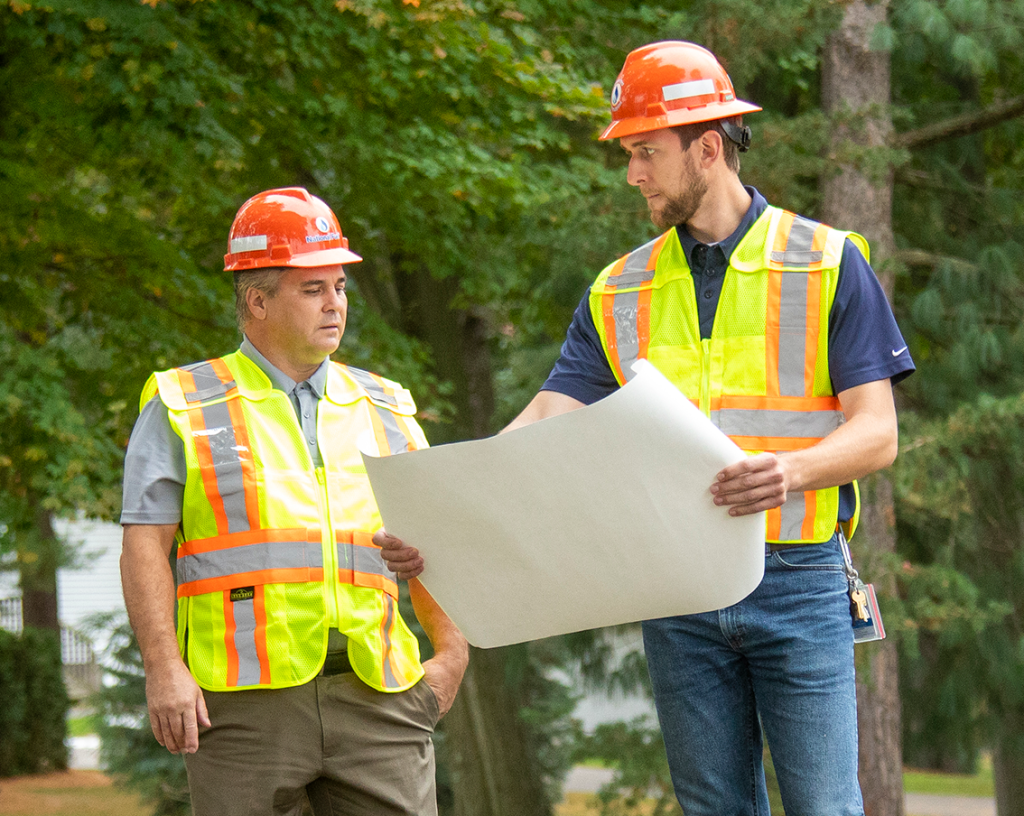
892,346,907,357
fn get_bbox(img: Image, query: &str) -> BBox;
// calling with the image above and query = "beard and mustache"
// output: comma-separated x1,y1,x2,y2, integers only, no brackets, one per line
643,152,709,230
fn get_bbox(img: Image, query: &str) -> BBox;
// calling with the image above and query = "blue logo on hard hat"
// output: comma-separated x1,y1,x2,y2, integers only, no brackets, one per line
610,78,624,111
315,216,331,234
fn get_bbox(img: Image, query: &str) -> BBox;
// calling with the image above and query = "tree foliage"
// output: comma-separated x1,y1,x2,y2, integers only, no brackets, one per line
4,0,1024,810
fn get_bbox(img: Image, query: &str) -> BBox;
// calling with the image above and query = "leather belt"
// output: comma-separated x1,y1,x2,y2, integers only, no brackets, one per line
318,650,353,676
765,542,806,555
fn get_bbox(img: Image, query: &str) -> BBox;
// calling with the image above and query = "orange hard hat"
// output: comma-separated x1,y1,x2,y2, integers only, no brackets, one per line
224,187,362,271
599,41,761,141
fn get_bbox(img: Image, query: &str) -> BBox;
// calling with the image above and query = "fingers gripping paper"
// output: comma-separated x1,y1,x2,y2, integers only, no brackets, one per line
362,361,765,648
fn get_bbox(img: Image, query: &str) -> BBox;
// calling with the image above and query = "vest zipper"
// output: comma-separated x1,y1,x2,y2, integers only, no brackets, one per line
700,339,712,419
315,467,339,628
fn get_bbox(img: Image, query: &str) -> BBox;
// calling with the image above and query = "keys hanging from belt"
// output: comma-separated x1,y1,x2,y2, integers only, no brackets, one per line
839,530,886,644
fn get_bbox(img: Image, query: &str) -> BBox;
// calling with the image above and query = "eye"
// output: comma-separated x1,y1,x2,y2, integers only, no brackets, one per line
643,147,655,157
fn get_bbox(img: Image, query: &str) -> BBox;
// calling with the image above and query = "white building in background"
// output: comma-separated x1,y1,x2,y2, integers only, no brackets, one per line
53,517,127,634
0,517,126,701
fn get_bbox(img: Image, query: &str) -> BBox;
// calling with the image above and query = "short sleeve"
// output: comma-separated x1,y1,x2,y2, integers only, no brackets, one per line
828,239,915,394
540,293,620,405
120,396,186,525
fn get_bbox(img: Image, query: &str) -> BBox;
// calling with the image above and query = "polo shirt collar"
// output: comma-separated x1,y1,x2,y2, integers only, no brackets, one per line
239,336,329,400
675,186,769,267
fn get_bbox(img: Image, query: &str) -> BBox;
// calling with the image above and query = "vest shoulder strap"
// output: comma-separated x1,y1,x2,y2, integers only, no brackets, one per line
592,230,675,292
151,357,245,412
731,206,868,273
329,363,418,416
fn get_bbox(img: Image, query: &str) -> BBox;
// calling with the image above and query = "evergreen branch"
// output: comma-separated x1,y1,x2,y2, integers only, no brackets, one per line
895,167,991,197
899,434,937,455
893,94,1024,150
890,249,976,274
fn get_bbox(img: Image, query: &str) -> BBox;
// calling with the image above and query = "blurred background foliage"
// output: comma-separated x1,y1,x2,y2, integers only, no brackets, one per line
2,0,1024,813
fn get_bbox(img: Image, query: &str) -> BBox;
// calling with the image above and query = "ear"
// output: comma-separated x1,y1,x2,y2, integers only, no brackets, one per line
696,129,723,169
247,287,270,321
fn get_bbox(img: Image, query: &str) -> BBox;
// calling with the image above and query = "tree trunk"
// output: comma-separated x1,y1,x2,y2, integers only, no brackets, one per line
443,647,552,816
19,508,61,633
995,715,1024,816
821,3,904,816
391,263,551,815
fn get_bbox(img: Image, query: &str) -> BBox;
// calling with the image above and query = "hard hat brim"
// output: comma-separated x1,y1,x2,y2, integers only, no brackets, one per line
284,247,363,267
599,99,762,141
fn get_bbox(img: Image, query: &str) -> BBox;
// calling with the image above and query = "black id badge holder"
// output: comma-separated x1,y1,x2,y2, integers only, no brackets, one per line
839,530,886,643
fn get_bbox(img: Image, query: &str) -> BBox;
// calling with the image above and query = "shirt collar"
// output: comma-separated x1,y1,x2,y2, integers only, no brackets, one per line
239,336,329,400
675,186,768,267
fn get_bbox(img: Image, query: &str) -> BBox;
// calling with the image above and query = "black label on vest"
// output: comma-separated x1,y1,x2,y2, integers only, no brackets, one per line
230,587,255,602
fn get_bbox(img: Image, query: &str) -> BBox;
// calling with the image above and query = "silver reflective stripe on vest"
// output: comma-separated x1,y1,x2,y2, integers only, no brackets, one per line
606,236,660,288
194,399,252,534
382,594,398,688
231,595,262,686
347,367,398,407
345,368,411,453
182,361,236,404
605,237,660,382
179,361,252,534
336,541,398,583
777,272,810,397
611,288,642,382
711,409,843,440
178,539,323,586
371,405,411,455
779,493,807,541
770,215,822,268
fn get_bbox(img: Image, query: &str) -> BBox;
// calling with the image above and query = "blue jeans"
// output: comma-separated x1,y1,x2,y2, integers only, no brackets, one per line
642,535,864,816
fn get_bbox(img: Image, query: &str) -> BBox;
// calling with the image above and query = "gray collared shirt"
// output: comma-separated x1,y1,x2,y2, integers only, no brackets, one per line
240,337,328,469
120,338,330,524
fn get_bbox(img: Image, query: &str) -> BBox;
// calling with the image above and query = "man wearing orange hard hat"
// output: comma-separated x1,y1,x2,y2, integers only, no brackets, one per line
120,187,468,816
383,42,913,815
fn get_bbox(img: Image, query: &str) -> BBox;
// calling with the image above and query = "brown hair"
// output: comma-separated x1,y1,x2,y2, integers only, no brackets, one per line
670,116,743,173
234,268,285,332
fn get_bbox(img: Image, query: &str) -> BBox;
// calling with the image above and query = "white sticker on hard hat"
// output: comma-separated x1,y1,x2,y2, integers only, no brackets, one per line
610,78,624,110
662,78,715,103
315,216,331,234
230,235,268,253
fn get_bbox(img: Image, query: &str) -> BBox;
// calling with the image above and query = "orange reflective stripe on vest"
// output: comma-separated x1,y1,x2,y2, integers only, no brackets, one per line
600,232,668,382
176,361,261,536
347,368,416,455
223,584,270,687
177,528,398,600
335,530,399,599
767,212,829,398
177,528,325,597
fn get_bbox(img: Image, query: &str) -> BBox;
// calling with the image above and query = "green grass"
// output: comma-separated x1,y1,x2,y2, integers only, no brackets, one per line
570,757,996,801
66,714,98,737
903,755,994,798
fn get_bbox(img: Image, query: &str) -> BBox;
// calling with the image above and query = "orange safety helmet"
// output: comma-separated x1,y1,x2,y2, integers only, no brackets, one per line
599,41,761,142
224,187,362,271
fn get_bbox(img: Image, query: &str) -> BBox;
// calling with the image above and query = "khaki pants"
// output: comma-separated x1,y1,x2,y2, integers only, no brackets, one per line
184,673,440,816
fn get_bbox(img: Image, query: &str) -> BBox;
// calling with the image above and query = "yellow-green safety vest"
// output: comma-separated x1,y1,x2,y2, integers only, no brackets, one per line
141,351,427,692
590,206,868,544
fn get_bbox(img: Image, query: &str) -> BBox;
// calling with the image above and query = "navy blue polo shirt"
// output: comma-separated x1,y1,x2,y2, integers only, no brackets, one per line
541,187,914,521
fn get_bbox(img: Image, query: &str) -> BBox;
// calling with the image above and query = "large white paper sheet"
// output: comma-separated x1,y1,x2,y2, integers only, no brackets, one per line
362,361,765,648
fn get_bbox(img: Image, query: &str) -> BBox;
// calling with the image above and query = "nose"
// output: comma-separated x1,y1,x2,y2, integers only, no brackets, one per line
325,287,347,312
626,153,646,187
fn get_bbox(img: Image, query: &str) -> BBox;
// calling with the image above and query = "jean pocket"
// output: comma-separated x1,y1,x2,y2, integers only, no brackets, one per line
772,539,844,571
